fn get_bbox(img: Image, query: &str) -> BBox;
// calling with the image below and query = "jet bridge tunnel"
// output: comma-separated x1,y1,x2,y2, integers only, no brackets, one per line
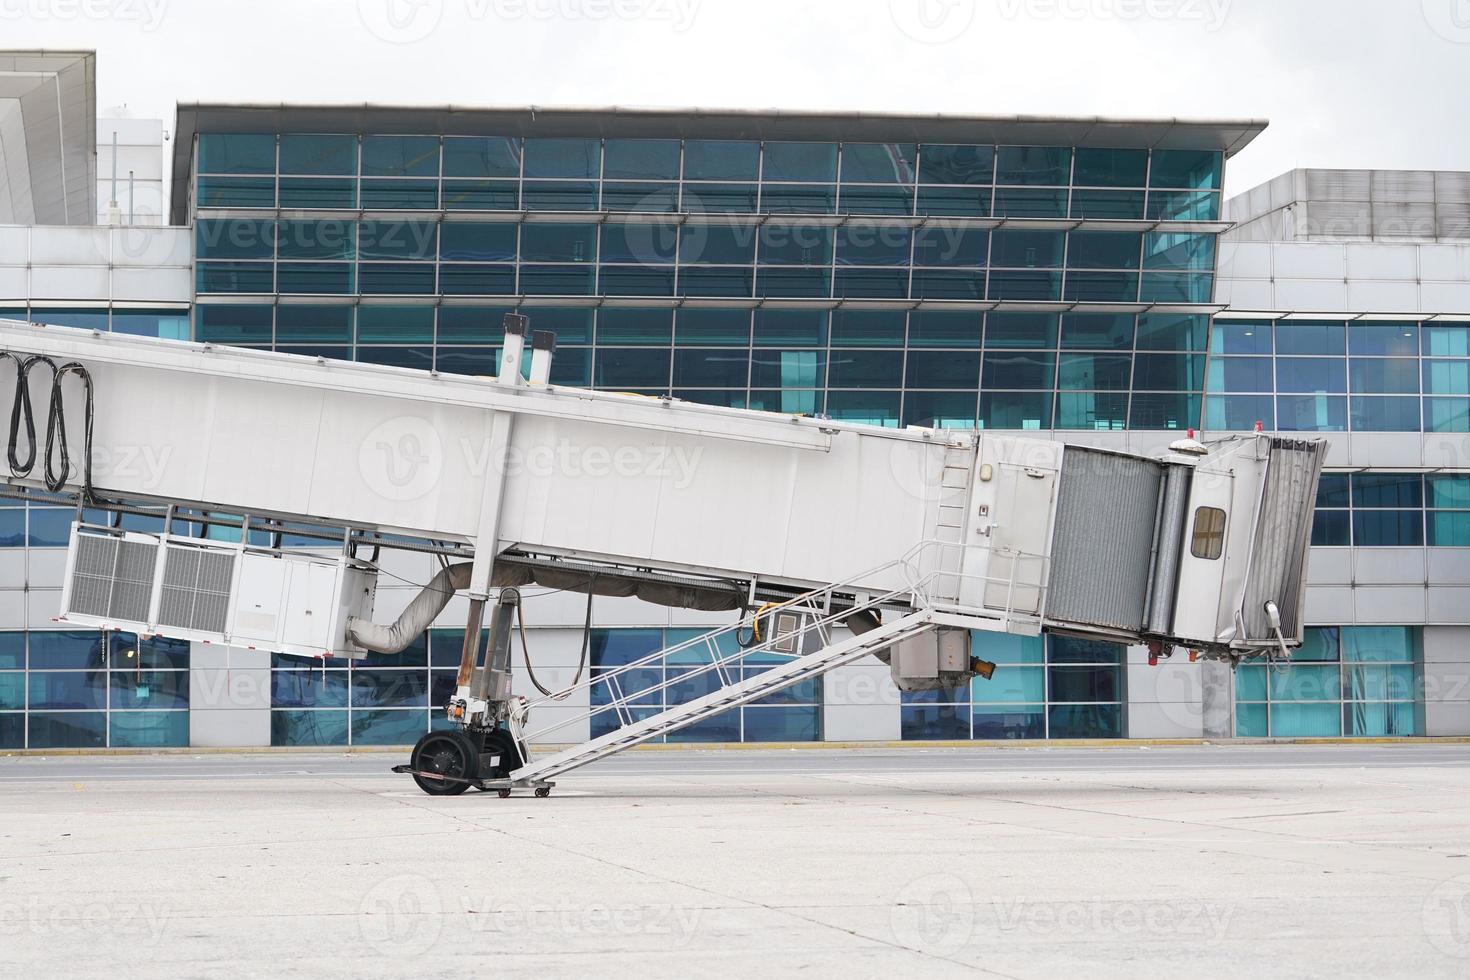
0,315,1324,792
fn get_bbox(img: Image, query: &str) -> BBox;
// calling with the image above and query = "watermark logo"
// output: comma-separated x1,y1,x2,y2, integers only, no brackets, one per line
360,417,444,502
1423,0,1470,43
889,0,976,44
1424,875,1470,958
891,873,975,955
359,875,443,957
995,0,1231,31
358,0,445,43
0,0,169,31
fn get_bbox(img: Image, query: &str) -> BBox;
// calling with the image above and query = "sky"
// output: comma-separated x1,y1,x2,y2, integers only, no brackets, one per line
6,0,1470,196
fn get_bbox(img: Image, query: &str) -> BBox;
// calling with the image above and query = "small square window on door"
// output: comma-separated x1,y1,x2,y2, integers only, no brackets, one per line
1191,506,1227,560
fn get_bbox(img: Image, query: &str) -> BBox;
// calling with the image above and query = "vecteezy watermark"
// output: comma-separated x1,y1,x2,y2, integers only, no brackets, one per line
459,898,703,940
996,0,1231,31
1423,0,1470,43
0,897,171,945
360,417,446,503
0,0,168,29
891,874,976,955
358,0,699,44
992,897,1235,939
1424,875,1470,959
359,875,444,957
889,0,977,44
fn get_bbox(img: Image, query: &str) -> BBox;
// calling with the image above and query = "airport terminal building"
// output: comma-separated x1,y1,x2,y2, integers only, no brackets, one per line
1,51,1466,750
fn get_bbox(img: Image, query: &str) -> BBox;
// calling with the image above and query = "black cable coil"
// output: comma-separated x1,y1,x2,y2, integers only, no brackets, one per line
3,353,98,500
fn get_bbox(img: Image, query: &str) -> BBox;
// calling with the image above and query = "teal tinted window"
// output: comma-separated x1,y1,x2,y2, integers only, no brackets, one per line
357,307,434,343
980,391,1051,429
986,312,1056,350
1059,354,1132,391
1057,392,1128,430
278,220,355,260
754,309,827,347
676,309,750,346
195,304,272,344
991,229,1063,268
918,145,994,184
1277,321,1347,356
836,226,912,265
1065,272,1138,303
277,263,353,294
1212,320,1273,355
112,309,189,339
442,137,520,178
1073,148,1147,187
841,143,918,183
759,223,833,265
917,186,991,217
443,179,518,210
1350,358,1419,395
360,221,437,260
1061,313,1133,350
673,349,750,387
280,135,358,175
1350,322,1419,357
983,352,1055,389
905,391,979,428
601,222,677,263
595,348,672,388
827,350,902,388
196,219,273,260
362,136,439,177
995,146,1070,185
522,181,598,210
907,311,979,348
683,141,759,180
915,226,987,266
361,180,438,209
1147,190,1221,221
196,176,275,208
277,305,353,343
197,262,273,293
1350,396,1419,431
279,177,356,209
1130,393,1201,430
1136,313,1208,351
681,222,756,264
1423,323,1470,357
198,133,275,174
440,223,516,261
762,184,837,213
1150,149,1223,190
597,308,673,345
603,139,680,179
907,351,980,389
1134,353,1205,391
1070,189,1145,219
839,184,915,214
521,223,598,262
1069,232,1141,269
1277,394,1347,432
763,142,838,182
523,138,600,179
1207,357,1273,392
1424,360,1470,395
1144,232,1217,271
994,188,1068,218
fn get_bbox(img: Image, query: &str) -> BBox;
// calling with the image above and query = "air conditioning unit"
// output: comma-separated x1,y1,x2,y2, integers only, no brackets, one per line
59,524,378,659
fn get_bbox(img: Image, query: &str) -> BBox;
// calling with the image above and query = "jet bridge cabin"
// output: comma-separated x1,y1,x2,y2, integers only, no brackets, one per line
0,316,1323,794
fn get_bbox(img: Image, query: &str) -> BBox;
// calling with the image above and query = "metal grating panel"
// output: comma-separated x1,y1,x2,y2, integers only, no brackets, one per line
109,540,158,621
158,545,235,634
1046,449,1164,633
68,533,119,618
66,532,159,623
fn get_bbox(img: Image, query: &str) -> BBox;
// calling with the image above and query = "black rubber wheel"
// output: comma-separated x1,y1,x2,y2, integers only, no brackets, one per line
409,730,480,796
534,786,551,799
480,728,525,779
496,788,512,799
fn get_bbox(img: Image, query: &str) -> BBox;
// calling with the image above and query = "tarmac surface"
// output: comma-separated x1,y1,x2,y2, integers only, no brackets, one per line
3,743,1469,978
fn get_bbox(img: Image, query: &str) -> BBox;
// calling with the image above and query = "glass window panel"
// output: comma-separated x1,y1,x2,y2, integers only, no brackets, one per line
764,142,838,182
195,304,273,344
521,223,598,262
197,219,274,260
1424,360,1470,396
1311,510,1351,546
277,219,355,260
910,311,982,348
598,308,673,346
0,634,22,670
991,229,1063,268
993,188,1068,218
29,671,107,709
352,709,429,745
360,180,438,209
1069,231,1141,269
434,347,497,377
903,391,979,429
1130,393,1201,430
1317,474,1351,508
1136,313,1208,351
1277,357,1346,393
0,511,21,548
1064,271,1138,303
1268,663,1341,701
1235,702,1268,736
595,348,672,389
754,309,827,347
742,705,819,742
442,179,518,210
602,139,680,180
836,269,907,299
1353,473,1423,508
841,143,918,184
983,352,1054,390
1205,394,1274,431
198,133,275,174
1143,232,1216,271
600,266,674,296
971,706,1045,739
1276,321,1346,356
1070,189,1145,220
914,226,988,267
1350,396,1420,431
517,265,593,295
681,183,758,212
28,307,109,329
675,308,750,346
906,350,980,389
279,135,357,175
276,305,353,343
985,312,1056,350
1211,320,1273,355
1353,510,1424,546
110,670,188,710
1048,703,1122,738
901,705,970,740
1207,356,1273,392
755,268,830,298
1150,149,1223,190
602,222,678,264
29,712,106,748
360,221,437,260
1058,353,1132,391
278,176,355,209
197,261,273,294
442,136,520,178
1342,626,1415,664
357,346,432,371
995,146,1071,186
676,389,746,409
1269,703,1340,737
1050,635,1124,664
911,269,983,300
918,144,994,185
1425,398,1470,432
836,224,912,265
0,673,23,710
748,389,820,415
1351,359,1419,395
826,390,901,427
1133,353,1205,391
357,306,434,343
677,267,754,297
988,270,1060,301
115,308,192,340
271,709,349,746
1073,148,1148,188
350,669,428,708
828,350,903,388
980,391,1051,430
750,349,825,388
196,175,275,208
672,349,750,388
759,223,833,265
601,182,677,212
1344,701,1418,737
917,186,991,217
439,265,516,296
522,181,598,210
436,306,514,342
1429,474,1470,509
25,509,78,548
110,711,189,748
1423,323,1470,357
831,309,905,347
1277,394,1347,432
1350,322,1419,357
682,141,759,181
761,184,836,213
522,138,599,179
1056,392,1128,431
359,263,436,295
439,223,516,262
1146,189,1220,222
680,221,757,264
362,136,439,177
838,185,915,215
1140,272,1214,304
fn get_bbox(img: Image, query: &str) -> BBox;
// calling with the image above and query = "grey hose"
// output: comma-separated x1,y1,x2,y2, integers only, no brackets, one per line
347,562,471,655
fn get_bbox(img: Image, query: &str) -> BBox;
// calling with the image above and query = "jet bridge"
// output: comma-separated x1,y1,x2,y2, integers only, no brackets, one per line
0,315,1324,796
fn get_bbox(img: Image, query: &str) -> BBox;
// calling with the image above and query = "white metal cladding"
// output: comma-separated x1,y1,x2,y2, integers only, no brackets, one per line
1240,439,1328,641
1046,448,1165,633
